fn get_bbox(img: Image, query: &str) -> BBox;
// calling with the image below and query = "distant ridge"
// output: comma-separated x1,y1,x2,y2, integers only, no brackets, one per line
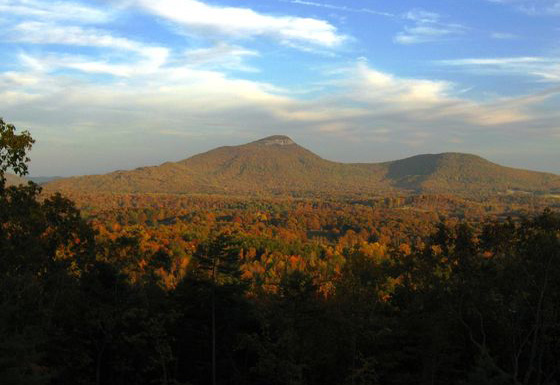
45,135,560,197
28,176,63,185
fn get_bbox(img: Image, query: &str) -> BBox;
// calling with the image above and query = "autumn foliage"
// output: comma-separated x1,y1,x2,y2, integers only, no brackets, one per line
1,120,560,385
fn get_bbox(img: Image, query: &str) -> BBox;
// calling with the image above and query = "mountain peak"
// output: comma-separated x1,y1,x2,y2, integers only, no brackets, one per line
45,137,560,196
252,135,295,146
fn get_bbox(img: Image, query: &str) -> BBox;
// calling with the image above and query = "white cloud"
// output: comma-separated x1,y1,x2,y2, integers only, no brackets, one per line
9,21,141,50
487,0,560,15
440,57,547,65
16,48,169,78
5,19,265,77
395,9,466,44
63,48,169,77
0,0,111,23
491,32,518,39
404,9,441,23
332,60,532,126
4,55,552,135
183,43,259,72
6,21,170,77
136,0,346,47
0,71,40,86
289,0,394,17
438,56,560,82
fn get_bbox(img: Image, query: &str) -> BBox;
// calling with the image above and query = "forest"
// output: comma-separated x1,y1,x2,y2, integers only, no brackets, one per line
1,118,560,385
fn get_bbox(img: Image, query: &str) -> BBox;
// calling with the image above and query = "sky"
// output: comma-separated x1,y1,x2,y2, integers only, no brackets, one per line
1,0,559,176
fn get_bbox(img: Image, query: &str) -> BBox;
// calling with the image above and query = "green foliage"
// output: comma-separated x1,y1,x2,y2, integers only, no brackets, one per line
0,117,34,185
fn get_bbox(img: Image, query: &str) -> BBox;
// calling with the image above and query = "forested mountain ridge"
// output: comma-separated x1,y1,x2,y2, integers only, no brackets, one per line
27,176,63,184
45,135,560,196
381,152,560,194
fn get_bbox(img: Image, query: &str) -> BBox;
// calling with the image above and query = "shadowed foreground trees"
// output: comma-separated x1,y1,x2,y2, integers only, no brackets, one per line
1,119,559,384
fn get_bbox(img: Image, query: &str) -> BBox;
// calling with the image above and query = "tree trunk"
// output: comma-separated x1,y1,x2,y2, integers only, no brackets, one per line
212,256,217,385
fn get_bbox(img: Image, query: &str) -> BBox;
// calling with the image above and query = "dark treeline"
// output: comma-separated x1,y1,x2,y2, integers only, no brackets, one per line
1,119,560,385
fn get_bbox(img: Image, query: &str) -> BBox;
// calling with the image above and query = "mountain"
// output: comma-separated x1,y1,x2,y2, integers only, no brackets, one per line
44,135,560,197
28,176,63,185
382,152,560,194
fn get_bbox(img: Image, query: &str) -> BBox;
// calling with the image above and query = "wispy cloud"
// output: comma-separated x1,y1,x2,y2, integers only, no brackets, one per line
136,0,346,48
438,56,560,82
7,22,259,77
289,0,394,17
487,0,560,15
5,21,170,77
394,9,466,44
330,59,533,127
183,43,259,72
491,32,518,39
8,21,144,51
0,0,112,23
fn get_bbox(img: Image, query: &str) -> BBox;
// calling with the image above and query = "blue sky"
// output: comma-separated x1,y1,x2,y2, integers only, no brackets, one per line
1,0,559,176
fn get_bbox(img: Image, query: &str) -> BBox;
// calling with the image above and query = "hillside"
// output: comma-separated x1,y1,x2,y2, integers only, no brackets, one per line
45,135,560,196
382,153,560,194
28,176,63,185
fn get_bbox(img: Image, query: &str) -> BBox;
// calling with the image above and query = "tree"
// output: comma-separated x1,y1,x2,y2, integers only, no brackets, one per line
0,118,33,187
0,118,46,384
0,118,95,384
173,232,253,385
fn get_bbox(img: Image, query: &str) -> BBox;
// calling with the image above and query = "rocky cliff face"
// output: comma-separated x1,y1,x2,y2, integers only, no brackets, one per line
253,135,296,146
